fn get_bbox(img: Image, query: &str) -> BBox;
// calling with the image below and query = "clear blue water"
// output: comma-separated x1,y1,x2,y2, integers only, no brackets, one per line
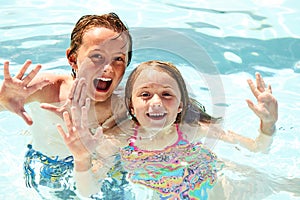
0,0,300,199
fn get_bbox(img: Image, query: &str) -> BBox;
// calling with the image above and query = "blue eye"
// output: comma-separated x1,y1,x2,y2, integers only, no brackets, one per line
90,54,104,63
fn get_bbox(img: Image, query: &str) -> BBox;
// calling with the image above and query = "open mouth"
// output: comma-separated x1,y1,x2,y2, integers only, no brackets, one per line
93,77,112,92
147,113,167,120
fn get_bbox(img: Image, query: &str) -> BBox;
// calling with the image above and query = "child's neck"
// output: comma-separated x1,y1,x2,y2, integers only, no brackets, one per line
134,124,178,150
138,124,175,138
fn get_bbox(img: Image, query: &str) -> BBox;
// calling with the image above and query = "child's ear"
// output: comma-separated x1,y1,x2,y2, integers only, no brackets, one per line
178,102,183,113
130,108,135,115
66,48,78,69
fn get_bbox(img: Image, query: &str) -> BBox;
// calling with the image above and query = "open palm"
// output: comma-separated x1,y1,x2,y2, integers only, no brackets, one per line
0,60,50,125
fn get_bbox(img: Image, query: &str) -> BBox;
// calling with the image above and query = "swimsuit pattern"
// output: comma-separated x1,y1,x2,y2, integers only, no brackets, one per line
24,144,77,199
120,124,217,200
90,155,135,200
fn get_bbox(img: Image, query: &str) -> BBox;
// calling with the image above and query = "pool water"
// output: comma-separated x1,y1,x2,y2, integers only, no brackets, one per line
0,0,300,199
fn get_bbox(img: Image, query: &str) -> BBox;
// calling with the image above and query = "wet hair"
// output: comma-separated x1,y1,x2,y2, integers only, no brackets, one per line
125,60,220,125
67,12,133,78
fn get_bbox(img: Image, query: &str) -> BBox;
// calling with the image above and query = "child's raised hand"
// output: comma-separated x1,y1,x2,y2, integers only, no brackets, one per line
57,103,99,157
0,60,50,125
56,96,100,171
246,72,278,135
57,105,119,172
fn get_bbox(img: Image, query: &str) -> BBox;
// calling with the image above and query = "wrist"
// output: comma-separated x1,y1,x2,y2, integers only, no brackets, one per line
260,120,276,136
74,156,92,172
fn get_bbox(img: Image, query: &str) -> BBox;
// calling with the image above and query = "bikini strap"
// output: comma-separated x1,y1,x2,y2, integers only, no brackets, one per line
134,125,139,137
175,124,189,145
128,125,139,147
176,124,183,139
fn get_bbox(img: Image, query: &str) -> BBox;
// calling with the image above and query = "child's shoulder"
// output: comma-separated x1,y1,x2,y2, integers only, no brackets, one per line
179,122,208,142
31,72,71,85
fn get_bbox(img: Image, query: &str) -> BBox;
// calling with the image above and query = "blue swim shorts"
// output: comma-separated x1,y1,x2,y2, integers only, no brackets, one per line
23,144,78,199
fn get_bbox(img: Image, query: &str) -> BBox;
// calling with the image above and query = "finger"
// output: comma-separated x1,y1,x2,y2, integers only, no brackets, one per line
15,60,32,80
62,111,74,133
73,78,86,105
22,64,42,85
245,99,254,109
102,116,115,130
68,79,79,100
79,81,87,107
94,126,104,138
71,106,80,127
57,124,69,138
246,99,260,116
81,105,88,129
85,98,90,110
19,110,33,125
93,126,104,145
40,103,59,112
247,79,260,98
256,72,266,92
56,99,72,113
3,61,12,80
268,84,272,94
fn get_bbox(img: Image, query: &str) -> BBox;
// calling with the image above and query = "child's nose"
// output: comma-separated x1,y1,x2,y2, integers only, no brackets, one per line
103,63,113,73
151,94,162,107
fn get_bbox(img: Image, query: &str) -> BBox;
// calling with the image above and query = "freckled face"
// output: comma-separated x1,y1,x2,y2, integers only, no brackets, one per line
75,27,129,102
131,69,183,129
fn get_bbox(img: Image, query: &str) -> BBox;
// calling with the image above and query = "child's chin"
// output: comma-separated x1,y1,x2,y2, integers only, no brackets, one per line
91,91,112,102
147,122,170,130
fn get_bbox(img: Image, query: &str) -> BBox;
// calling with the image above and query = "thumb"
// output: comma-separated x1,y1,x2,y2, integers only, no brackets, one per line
245,99,255,110
246,99,259,116
94,126,104,138
20,110,33,125
40,103,59,112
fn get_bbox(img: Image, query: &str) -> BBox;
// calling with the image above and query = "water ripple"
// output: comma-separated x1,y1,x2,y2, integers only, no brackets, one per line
164,3,267,21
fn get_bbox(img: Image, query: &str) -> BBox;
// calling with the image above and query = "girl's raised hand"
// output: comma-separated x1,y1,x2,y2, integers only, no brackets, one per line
246,72,278,135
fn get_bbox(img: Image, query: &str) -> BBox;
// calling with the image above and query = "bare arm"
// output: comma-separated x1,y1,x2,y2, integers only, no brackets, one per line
188,122,272,153
228,72,277,152
191,73,277,153
224,130,273,153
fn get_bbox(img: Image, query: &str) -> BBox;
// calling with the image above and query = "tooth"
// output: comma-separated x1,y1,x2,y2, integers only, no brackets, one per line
98,77,111,81
149,113,164,117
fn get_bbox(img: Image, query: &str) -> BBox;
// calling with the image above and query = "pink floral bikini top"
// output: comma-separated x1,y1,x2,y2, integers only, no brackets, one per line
120,124,218,200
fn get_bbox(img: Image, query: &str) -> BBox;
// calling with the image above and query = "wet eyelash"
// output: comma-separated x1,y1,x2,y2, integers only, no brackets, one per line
162,92,172,96
91,54,103,59
114,57,125,62
141,92,150,97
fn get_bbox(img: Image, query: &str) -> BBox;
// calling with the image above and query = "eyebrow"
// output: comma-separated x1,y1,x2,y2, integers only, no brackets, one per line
90,48,126,55
137,85,173,90
111,32,129,50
